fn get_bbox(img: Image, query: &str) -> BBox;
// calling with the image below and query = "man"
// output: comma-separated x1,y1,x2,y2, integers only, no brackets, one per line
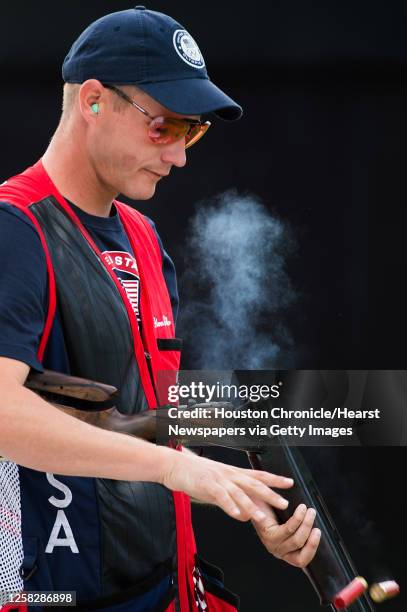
0,7,320,611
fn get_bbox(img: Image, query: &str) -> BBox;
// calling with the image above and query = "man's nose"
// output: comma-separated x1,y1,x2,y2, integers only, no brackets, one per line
161,139,187,168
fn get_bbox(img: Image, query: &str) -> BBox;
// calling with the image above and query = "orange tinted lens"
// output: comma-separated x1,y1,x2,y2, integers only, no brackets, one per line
185,122,211,149
149,117,189,145
149,118,211,148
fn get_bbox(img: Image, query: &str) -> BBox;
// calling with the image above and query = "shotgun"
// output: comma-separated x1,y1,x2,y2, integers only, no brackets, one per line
19,369,376,611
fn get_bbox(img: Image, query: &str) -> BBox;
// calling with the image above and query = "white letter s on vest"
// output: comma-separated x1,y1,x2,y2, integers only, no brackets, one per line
45,473,79,554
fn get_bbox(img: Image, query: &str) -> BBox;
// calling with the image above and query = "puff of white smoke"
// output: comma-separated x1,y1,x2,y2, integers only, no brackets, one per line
177,190,297,369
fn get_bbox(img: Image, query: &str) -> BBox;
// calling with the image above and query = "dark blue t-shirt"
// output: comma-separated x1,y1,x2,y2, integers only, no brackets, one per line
0,200,178,374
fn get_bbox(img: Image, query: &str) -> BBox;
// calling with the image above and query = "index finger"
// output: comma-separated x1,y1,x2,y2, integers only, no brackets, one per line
244,469,294,489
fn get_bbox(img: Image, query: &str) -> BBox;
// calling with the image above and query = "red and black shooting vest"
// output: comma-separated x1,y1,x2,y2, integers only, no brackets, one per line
0,161,239,612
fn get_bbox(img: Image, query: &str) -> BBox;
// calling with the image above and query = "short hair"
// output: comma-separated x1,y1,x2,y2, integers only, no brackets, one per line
61,83,80,118
61,82,134,121
62,83,80,115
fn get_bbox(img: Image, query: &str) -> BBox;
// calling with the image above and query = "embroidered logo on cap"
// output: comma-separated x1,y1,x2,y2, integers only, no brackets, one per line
173,29,205,69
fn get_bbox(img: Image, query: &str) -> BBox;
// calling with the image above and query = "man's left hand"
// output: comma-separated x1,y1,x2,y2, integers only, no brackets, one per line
252,499,321,568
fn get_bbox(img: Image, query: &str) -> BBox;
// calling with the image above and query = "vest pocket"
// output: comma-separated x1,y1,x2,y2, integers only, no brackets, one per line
196,556,240,611
155,338,182,405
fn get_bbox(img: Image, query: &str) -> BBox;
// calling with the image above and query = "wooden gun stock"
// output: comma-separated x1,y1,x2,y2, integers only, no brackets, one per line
25,370,236,446
24,370,231,442
25,369,160,440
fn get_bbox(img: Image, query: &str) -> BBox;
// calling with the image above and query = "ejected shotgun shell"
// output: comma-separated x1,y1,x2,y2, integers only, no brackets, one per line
333,577,368,609
369,580,400,603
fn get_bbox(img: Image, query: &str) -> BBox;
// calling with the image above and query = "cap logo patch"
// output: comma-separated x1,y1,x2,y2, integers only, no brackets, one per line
173,29,205,69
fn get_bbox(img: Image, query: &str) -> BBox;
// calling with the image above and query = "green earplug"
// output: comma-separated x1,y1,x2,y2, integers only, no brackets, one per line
91,103,99,114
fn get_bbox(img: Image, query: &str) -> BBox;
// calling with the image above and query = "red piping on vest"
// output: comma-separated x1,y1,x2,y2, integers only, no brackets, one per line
114,208,198,611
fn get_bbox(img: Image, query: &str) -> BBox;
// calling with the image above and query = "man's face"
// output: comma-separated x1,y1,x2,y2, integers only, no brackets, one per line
87,85,199,200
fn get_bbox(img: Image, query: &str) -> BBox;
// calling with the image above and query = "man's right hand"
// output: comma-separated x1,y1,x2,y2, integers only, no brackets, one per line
162,448,294,522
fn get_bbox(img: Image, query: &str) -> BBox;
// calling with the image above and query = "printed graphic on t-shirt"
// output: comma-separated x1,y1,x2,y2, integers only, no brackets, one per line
102,251,141,325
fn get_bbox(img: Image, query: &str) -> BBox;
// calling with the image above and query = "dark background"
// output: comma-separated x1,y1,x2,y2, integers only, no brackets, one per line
1,2,406,610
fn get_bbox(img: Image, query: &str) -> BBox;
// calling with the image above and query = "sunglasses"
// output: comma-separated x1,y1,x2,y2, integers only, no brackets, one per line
102,84,211,149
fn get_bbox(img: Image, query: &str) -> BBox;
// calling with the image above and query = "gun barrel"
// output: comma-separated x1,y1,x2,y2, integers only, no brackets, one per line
248,443,374,611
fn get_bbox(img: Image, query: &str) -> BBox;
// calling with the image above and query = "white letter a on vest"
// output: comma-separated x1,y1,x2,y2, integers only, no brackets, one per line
45,509,79,554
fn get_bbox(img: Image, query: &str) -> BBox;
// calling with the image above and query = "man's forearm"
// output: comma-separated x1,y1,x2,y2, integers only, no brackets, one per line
0,372,298,524
0,380,173,483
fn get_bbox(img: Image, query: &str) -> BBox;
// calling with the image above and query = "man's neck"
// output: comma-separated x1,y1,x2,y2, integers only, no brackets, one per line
42,127,118,218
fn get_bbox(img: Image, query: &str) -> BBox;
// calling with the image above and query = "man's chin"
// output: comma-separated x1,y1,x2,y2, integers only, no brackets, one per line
121,182,157,201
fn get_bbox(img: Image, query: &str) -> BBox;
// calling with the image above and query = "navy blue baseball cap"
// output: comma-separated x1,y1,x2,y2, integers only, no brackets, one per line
62,6,242,121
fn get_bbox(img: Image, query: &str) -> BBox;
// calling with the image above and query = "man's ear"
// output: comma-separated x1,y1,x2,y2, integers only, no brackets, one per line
78,79,105,123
